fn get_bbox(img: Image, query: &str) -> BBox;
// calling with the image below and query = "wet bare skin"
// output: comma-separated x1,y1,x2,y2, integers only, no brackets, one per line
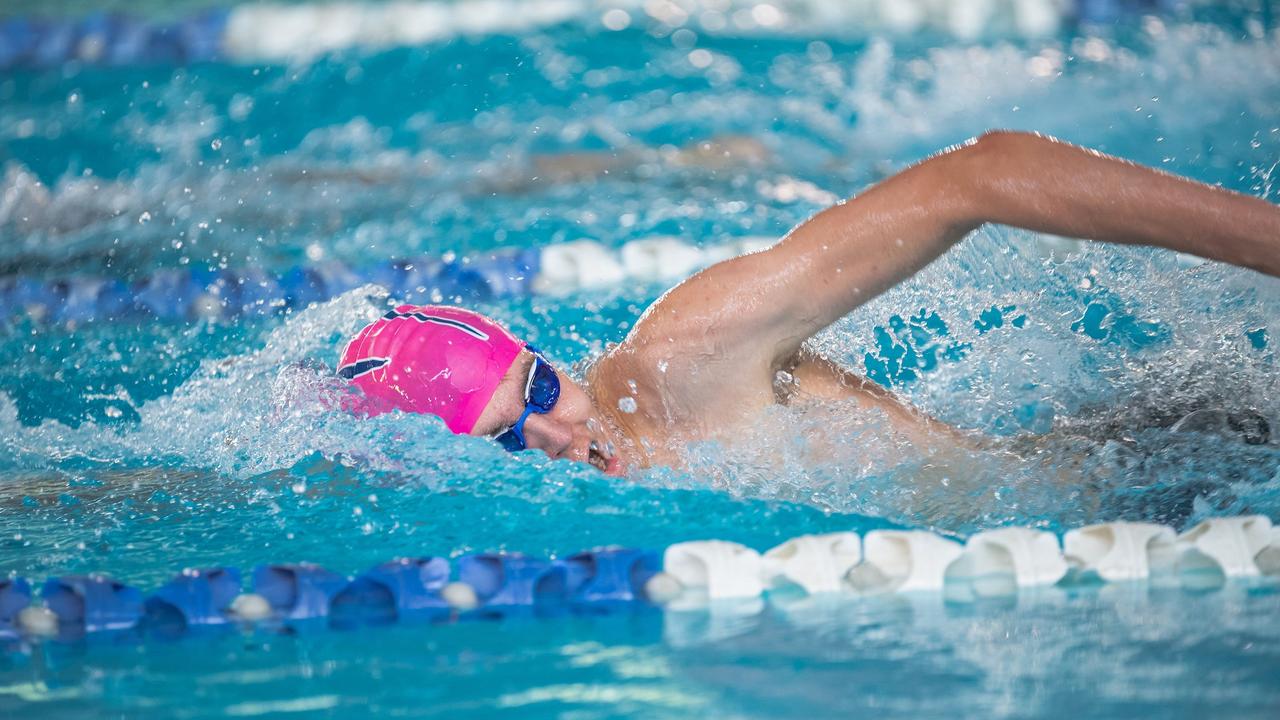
581,344,962,472
473,131,1280,476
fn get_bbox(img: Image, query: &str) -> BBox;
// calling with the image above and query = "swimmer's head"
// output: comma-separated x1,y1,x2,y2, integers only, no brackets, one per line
338,305,524,433
338,304,624,474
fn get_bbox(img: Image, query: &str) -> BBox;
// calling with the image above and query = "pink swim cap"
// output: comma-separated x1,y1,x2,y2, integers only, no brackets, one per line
337,304,526,434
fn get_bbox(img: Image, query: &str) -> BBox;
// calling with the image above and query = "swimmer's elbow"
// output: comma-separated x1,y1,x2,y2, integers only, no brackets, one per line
912,131,1025,230
968,129,1051,156
948,130,1056,222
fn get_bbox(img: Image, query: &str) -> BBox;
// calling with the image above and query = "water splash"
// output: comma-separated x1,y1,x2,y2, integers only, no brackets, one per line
1,19,1278,560
673,226,1280,534
4,23,1278,276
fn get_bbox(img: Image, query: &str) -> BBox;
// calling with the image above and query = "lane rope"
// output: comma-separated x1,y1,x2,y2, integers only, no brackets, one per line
3,514,1277,643
0,237,775,323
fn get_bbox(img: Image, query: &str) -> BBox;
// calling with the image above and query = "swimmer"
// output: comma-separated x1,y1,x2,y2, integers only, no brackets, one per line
338,131,1280,476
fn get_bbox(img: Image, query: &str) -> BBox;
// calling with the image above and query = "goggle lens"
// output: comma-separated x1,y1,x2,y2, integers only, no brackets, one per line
492,348,559,452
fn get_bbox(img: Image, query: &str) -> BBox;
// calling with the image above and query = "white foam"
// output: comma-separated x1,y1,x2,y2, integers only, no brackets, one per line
224,0,587,61
0,287,432,479
220,0,1072,62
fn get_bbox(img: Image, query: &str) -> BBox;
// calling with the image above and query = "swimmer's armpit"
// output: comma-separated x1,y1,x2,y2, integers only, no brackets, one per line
779,347,968,450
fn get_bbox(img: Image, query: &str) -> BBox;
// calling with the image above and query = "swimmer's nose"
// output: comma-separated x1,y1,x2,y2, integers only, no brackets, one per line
524,414,574,459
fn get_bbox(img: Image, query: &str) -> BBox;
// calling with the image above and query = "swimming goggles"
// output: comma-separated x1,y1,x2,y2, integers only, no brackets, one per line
492,347,561,452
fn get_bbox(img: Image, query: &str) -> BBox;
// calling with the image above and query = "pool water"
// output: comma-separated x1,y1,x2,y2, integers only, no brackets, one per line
2,2,1280,717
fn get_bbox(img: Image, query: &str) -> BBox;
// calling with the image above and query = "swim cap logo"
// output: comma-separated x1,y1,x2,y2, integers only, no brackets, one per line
382,309,489,340
337,357,390,379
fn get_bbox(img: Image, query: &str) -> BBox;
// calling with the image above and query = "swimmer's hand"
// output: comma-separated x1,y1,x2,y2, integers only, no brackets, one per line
638,130,1280,374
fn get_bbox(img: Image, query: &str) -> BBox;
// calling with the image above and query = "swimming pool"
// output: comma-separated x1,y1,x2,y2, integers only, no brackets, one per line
3,1,1280,717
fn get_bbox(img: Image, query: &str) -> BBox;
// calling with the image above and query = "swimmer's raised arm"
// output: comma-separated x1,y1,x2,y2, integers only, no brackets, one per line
638,130,1280,372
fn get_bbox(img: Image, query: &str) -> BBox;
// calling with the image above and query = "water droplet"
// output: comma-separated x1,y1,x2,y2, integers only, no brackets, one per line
618,397,637,414
138,211,151,224
210,138,222,150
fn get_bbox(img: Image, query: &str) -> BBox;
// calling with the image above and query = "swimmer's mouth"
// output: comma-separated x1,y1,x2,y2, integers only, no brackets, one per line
588,440,615,474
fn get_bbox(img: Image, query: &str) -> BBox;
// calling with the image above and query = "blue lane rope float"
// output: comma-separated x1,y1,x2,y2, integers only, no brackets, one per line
0,578,33,637
0,546,669,643
254,563,351,621
0,235,774,323
40,575,144,634
0,247,542,323
0,9,229,69
330,557,452,626
563,547,662,607
0,229,1234,326
142,567,242,634
2,516,1278,647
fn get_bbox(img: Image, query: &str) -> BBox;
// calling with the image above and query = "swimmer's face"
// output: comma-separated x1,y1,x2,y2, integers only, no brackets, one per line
473,350,624,475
